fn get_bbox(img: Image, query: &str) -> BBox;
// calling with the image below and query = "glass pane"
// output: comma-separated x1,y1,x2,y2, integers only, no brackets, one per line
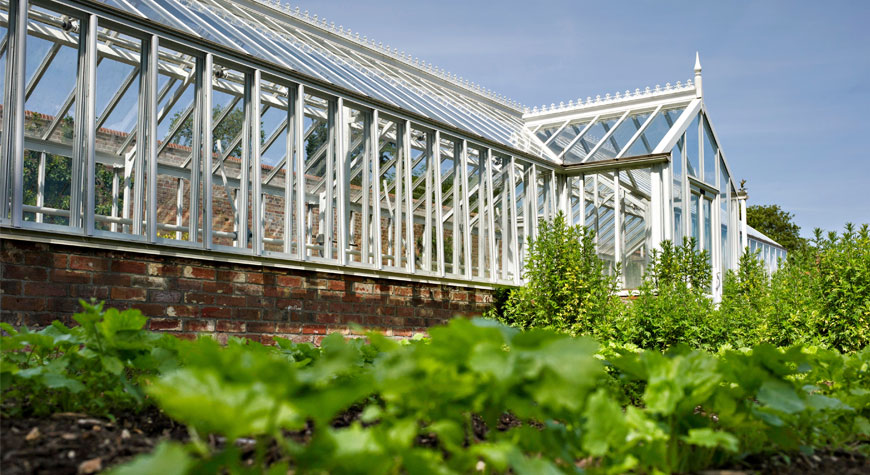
259,78,294,254
546,121,588,157
591,111,651,162
23,6,82,227
563,117,618,163
686,115,700,179
624,107,685,157
622,168,650,289
703,196,712,264
302,93,332,259
703,116,718,185
691,192,700,250
672,138,684,244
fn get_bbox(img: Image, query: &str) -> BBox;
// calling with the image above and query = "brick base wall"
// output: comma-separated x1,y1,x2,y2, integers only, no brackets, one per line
0,239,495,344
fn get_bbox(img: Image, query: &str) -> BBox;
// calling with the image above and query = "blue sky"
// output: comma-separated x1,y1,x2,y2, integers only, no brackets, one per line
295,0,870,236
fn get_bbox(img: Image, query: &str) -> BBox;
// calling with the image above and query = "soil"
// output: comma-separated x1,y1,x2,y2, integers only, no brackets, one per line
706,448,870,475
1,406,188,475
3,407,868,474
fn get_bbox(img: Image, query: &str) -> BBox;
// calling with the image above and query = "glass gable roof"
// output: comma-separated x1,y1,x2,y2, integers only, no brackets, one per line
98,0,535,152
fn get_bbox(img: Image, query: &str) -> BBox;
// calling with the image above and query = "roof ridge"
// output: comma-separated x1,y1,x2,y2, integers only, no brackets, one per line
234,0,525,112
524,79,697,117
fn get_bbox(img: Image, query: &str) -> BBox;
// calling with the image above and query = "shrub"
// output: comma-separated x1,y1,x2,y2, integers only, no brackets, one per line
716,248,769,347
494,211,621,337
624,240,715,350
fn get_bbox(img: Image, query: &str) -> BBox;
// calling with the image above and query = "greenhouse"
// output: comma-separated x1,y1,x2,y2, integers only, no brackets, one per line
0,0,783,301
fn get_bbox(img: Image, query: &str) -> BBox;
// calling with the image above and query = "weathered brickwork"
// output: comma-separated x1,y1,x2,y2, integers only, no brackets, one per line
0,239,494,344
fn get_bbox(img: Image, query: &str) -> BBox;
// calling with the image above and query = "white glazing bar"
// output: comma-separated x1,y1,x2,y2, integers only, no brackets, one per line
615,105,662,159
294,84,306,259
476,150,485,277
682,134,690,243
433,131,445,277
360,108,371,265
69,12,88,230
146,34,158,242
650,163,662,250
485,149,497,282
614,171,622,286
403,120,414,273
508,157,520,284
451,140,460,274
460,139,472,279
392,121,403,267
83,14,97,235
581,110,630,164
662,161,672,242
423,130,433,272
324,97,336,260
500,159,510,281
189,56,203,243
202,53,214,248
336,96,347,265
528,163,537,241
556,115,600,161
283,82,296,254
237,70,252,249
251,69,263,254
1,0,28,225
371,109,383,270
132,33,149,236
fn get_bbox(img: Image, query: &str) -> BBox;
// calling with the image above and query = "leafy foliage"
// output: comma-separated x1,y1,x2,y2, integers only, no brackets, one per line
493,211,621,337
4,303,868,474
746,204,807,253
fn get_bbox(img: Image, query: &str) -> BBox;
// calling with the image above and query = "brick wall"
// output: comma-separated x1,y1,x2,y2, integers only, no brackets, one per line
0,239,495,344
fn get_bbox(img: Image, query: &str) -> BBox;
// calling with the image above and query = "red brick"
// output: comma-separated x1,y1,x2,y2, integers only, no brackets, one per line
216,320,245,332
71,285,110,299
301,325,328,335
214,295,246,307
233,283,263,296
276,323,302,333
183,266,216,280
245,273,265,285
93,273,131,286
50,269,91,284
1,280,22,295
166,305,198,318
352,282,374,294
315,313,339,324
150,318,182,331
276,275,303,287
23,252,54,267
176,278,203,291
202,306,232,319
131,275,170,289
235,308,260,321
112,261,147,274
246,321,276,333
185,292,215,305
327,279,346,291
4,265,48,281
390,285,412,297
52,254,69,268
23,282,67,297
186,319,215,332
217,270,244,283
70,256,109,271
147,263,180,277
110,287,147,301
202,281,233,294
1,296,46,311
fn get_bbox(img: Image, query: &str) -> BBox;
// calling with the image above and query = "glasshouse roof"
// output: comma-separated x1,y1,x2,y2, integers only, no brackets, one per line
96,0,714,166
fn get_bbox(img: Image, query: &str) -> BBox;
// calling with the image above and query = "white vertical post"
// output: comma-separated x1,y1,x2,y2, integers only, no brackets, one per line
283,83,295,254
132,35,149,236
336,97,347,265
360,109,371,265
485,149,497,282
251,69,262,254
614,171,622,284
323,98,335,260
403,120,413,273
650,163,662,252
294,84,306,259
36,153,45,223
423,131,433,272
202,53,214,249
189,56,203,243
433,131,445,277
2,0,28,227
739,194,748,253
237,71,252,249
460,140,472,279
508,158,520,284
146,34,158,242
578,174,585,228
371,109,382,269
83,14,97,235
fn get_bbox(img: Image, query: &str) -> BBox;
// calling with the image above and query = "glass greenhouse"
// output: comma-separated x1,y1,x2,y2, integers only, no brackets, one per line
0,0,784,300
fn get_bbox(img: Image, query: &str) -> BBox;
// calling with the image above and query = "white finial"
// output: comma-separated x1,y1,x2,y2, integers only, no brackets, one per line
694,51,702,73
694,51,703,98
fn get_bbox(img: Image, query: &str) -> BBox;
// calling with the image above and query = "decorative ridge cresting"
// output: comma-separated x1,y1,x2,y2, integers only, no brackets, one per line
229,0,526,112
523,80,696,117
